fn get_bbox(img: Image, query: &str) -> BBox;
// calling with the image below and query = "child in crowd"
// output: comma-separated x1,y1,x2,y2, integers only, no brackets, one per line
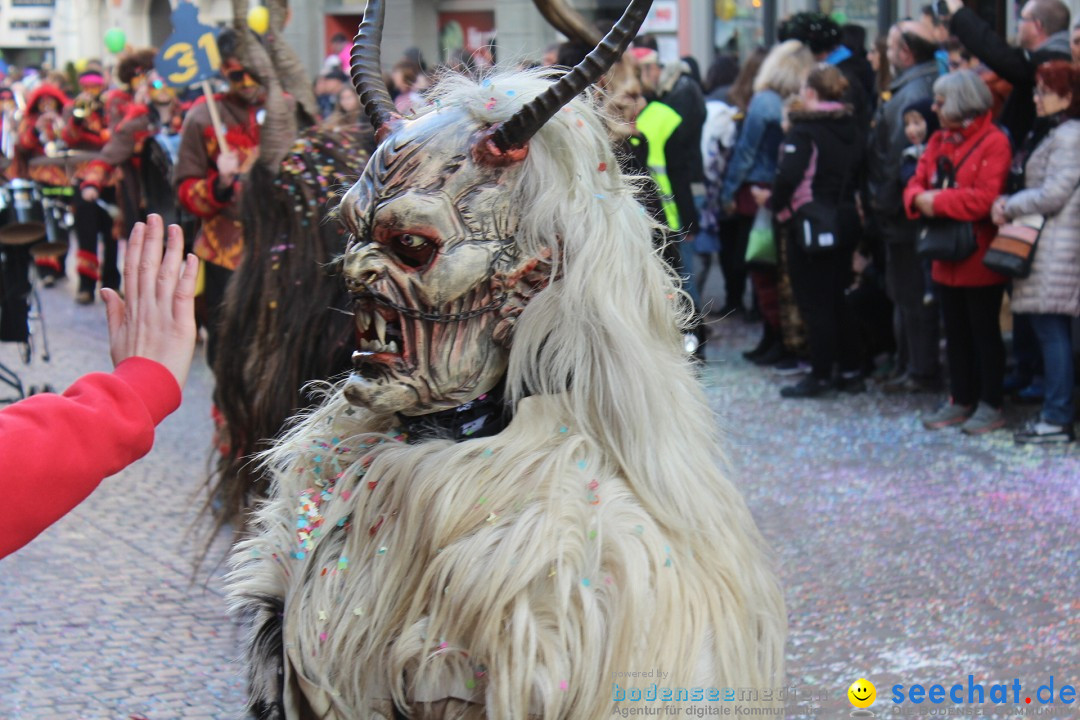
899,99,940,306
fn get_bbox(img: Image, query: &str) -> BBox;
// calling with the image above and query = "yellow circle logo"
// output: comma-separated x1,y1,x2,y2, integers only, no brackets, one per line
848,678,876,708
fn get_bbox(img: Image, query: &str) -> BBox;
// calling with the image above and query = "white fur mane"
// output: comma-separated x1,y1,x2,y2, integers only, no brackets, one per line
228,67,786,720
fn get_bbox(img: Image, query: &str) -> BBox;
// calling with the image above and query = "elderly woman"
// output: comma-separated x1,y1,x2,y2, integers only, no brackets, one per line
904,69,1012,434
992,61,1080,443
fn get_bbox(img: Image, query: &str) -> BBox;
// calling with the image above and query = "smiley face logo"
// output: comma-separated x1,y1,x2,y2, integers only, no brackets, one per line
848,678,876,708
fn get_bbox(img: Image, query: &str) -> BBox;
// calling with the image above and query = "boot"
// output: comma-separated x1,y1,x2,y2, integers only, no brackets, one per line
742,324,777,361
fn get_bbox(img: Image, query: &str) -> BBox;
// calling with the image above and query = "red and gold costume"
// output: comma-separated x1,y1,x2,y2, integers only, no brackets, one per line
13,84,71,187
13,84,72,277
174,93,262,271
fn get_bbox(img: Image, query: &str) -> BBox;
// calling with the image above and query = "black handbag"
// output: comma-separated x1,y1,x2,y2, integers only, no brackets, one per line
792,164,852,254
915,134,988,263
916,218,977,262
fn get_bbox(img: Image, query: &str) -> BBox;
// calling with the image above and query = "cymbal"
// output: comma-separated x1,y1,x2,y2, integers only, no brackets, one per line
0,222,47,246
29,150,97,167
30,241,68,260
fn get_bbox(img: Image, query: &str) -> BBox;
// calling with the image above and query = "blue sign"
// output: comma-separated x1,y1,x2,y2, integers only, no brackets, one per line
154,2,222,88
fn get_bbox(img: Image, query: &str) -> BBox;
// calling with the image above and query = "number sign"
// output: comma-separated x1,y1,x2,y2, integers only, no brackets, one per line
155,2,222,88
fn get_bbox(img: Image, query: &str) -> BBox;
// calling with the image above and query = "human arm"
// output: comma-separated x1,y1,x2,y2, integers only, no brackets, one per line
1003,124,1080,219
903,138,938,219
769,128,813,217
80,106,153,200
948,7,1033,85
719,93,777,207
174,107,238,219
0,216,197,559
931,131,1012,221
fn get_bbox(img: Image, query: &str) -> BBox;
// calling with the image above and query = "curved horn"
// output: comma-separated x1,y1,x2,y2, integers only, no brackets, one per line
490,0,653,154
533,0,601,47
350,0,398,134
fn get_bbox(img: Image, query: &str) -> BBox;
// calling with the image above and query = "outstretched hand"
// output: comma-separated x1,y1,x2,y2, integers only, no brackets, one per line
101,214,198,389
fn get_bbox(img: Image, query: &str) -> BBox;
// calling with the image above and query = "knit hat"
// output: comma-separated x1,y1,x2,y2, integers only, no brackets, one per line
902,97,940,140
779,12,841,55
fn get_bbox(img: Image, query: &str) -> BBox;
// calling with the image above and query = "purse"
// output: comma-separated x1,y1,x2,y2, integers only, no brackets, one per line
916,219,977,262
792,164,852,255
983,214,1043,278
915,134,988,263
745,206,777,265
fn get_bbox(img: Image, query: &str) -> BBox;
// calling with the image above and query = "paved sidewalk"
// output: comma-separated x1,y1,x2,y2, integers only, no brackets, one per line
1,280,1076,719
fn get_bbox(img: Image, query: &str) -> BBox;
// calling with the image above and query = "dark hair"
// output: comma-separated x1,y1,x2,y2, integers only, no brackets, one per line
116,47,156,84
901,31,939,64
873,34,892,94
207,127,372,541
841,23,867,54
633,33,659,51
331,32,347,44
704,54,740,94
806,64,849,101
728,46,767,111
216,28,239,62
1029,0,1071,35
1035,59,1080,116
944,38,972,59
555,41,592,68
779,12,841,54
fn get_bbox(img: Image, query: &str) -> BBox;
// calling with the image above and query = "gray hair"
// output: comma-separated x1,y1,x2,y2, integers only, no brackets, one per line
932,69,993,124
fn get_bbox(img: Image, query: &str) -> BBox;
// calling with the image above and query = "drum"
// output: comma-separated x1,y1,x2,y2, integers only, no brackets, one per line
8,178,46,225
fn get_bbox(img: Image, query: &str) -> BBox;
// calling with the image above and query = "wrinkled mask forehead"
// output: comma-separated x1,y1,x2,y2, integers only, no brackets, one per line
350,108,526,248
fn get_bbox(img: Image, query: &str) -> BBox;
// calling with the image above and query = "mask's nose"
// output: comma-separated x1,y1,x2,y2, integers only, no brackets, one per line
342,244,383,293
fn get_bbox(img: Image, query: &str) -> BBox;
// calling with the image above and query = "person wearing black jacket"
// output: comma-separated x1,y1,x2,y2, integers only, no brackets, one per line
946,0,1071,147
779,12,870,136
766,66,865,398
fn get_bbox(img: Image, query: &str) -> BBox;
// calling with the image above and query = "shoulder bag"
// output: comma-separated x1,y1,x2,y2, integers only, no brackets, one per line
792,152,853,255
982,214,1043,278
983,175,1080,278
915,134,988,262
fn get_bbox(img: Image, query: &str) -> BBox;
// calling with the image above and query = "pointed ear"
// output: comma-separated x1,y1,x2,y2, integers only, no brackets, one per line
491,245,558,348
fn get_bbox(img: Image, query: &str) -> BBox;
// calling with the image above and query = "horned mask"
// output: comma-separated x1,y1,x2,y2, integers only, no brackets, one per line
338,0,652,417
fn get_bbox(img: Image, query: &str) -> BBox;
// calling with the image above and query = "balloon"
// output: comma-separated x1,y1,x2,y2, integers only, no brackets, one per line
248,6,270,35
104,28,126,54
830,10,849,24
74,58,89,73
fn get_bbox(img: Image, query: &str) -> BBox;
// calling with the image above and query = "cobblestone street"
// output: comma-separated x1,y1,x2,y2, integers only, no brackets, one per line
1,277,1077,719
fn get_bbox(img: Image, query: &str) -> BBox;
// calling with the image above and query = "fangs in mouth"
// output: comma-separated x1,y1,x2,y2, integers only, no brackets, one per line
352,303,406,365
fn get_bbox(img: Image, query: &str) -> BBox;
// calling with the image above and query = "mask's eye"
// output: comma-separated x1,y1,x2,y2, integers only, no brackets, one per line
390,233,437,268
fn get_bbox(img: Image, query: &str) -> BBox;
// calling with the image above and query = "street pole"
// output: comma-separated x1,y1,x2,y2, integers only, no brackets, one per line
764,0,777,46
879,0,893,38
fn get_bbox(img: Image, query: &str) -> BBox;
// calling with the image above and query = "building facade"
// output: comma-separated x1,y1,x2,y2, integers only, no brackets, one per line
0,0,1073,79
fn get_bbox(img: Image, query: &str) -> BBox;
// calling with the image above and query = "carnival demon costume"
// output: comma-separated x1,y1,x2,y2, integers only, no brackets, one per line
228,2,786,717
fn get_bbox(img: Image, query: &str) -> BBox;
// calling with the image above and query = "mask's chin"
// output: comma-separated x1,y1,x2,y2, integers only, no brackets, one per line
343,375,422,416
343,355,508,418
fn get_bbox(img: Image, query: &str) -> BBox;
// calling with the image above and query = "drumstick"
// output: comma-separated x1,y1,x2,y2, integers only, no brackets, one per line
200,80,230,155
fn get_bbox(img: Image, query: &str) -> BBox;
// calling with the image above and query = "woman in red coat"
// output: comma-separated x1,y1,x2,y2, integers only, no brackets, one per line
904,69,1011,434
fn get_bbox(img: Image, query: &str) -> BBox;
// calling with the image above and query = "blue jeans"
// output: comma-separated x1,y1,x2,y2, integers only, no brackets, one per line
1026,313,1075,425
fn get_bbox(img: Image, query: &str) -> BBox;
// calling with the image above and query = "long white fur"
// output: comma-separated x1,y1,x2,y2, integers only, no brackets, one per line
228,67,786,719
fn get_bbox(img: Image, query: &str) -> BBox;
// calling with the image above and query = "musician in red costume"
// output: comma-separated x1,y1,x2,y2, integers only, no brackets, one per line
13,83,72,283
64,65,116,304
174,29,265,366
80,49,158,250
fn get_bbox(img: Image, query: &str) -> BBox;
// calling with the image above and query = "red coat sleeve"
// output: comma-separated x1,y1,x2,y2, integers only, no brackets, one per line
931,131,1011,221
0,358,181,559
